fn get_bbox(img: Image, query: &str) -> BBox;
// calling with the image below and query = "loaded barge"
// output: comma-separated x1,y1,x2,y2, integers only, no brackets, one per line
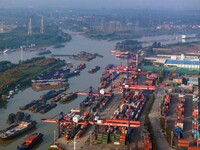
0,121,37,140
17,133,43,150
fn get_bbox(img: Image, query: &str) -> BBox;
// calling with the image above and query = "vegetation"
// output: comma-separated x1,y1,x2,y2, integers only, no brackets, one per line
144,94,157,150
0,57,66,95
115,40,142,52
0,61,15,73
0,25,71,50
145,41,162,55
141,65,199,75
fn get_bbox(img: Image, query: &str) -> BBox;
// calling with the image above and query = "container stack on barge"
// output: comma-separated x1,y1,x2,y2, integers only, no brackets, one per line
0,121,37,140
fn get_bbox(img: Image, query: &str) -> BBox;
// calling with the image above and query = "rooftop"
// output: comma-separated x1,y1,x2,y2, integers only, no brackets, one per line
165,59,200,65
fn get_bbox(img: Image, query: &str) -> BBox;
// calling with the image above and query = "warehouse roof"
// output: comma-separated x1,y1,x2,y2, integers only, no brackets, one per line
165,59,200,65
188,77,198,83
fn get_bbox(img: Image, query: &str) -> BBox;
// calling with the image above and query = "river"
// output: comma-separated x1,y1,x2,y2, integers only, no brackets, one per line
0,32,199,150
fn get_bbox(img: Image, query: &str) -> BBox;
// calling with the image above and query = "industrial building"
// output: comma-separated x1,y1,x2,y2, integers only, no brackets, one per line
164,60,199,69
187,77,198,86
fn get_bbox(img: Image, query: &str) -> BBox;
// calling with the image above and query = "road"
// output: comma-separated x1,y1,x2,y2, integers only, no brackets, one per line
149,87,173,150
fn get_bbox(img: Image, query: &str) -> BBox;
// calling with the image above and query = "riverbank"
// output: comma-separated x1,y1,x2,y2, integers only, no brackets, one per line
0,57,66,96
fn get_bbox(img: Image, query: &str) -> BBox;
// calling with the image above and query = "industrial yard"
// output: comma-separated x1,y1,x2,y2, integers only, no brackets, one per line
44,42,200,150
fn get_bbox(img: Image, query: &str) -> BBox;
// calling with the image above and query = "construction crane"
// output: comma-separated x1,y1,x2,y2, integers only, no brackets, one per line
74,86,113,97
118,84,156,92
41,113,141,139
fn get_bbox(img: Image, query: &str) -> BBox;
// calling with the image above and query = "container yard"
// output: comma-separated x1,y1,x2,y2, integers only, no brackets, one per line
39,63,158,150
158,70,200,150
1,52,200,150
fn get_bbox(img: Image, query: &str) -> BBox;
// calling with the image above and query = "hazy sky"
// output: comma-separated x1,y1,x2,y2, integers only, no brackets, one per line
0,0,200,10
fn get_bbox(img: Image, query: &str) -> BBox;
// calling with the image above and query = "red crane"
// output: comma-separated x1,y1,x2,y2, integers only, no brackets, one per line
118,84,156,92
89,119,140,128
74,86,113,97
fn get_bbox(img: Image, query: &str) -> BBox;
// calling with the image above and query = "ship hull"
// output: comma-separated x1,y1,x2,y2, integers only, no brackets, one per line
0,121,37,140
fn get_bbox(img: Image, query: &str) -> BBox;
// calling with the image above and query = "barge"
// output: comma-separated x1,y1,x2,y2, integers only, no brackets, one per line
17,133,43,150
88,66,100,73
0,121,37,140
60,92,78,103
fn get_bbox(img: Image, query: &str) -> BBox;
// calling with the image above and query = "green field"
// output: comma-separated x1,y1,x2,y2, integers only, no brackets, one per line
141,65,199,74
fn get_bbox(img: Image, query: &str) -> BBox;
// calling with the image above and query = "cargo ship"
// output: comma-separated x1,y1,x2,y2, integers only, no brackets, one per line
32,81,69,91
40,89,64,101
60,92,78,103
111,50,129,55
17,133,43,150
0,121,37,140
88,66,100,73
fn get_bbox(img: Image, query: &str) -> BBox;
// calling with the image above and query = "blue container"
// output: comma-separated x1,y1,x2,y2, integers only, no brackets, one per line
176,73,180,77
164,70,170,75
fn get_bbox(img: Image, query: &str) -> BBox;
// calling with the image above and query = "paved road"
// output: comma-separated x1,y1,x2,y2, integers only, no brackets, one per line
149,87,173,150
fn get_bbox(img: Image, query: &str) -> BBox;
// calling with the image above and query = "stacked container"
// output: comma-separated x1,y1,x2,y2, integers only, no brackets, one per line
160,94,171,117
192,94,199,140
174,94,185,138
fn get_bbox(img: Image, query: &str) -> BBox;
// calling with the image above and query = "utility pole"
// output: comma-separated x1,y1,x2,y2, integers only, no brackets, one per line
74,135,77,150
28,18,32,35
165,118,167,130
90,131,92,146
171,131,173,147
20,46,23,62
40,16,44,34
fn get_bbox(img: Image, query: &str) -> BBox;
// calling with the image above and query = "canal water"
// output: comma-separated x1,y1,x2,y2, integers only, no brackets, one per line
0,32,199,150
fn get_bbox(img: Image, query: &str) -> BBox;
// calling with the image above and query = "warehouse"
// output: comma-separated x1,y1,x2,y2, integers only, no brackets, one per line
164,59,200,69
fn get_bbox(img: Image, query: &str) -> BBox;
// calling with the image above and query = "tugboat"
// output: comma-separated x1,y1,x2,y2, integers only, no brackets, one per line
0,120,37,140
66,62,73,68
60,92,78,103
88,66,100,73
75,63,86,71
17,133,43,150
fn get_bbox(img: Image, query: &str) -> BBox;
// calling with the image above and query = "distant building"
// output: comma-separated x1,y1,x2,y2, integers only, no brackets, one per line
164,59,199,69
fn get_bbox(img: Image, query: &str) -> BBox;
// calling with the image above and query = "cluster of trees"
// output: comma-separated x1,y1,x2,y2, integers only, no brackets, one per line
115,40,142,52
0,24,71,50
0,61,15,73
0,57,66,95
